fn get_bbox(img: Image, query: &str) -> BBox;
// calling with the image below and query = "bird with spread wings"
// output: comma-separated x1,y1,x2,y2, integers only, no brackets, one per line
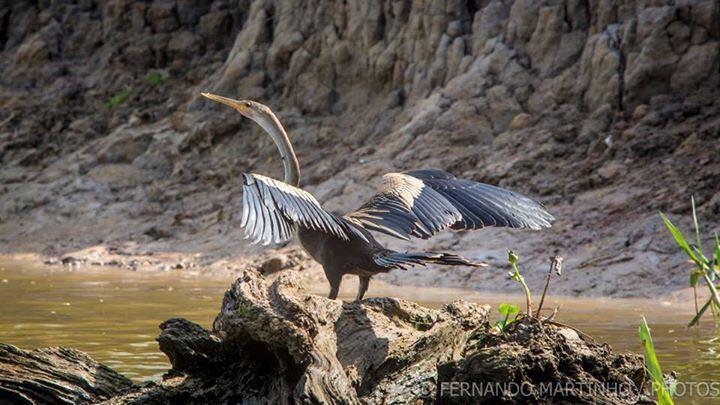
202,93,554,301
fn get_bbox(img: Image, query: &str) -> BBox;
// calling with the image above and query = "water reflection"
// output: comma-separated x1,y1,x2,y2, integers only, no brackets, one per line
0,259,227,380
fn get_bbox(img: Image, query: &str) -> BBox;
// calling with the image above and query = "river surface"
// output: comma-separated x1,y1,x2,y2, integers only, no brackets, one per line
1,258,718,403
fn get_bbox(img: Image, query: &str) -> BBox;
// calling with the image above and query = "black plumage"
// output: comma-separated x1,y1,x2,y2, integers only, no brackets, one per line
347,170,553,241
241,173,356,245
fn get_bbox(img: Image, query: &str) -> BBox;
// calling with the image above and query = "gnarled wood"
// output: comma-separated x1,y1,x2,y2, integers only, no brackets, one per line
110,269,647,403
0,344,134,404
2,270,650,403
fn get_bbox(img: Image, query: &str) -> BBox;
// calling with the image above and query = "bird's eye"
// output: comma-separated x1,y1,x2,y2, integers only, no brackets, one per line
244,102,252,108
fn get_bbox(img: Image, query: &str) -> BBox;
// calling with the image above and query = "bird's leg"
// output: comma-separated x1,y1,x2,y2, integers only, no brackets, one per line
328,284,340,300
356,276,371,302
324,267,342,300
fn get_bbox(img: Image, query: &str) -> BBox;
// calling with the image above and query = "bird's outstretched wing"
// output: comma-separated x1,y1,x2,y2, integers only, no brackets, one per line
346,169,553,240
240,173,353,245
345,173,462,240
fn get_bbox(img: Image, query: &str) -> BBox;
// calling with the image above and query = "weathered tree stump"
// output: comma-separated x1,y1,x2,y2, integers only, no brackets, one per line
0,344,134,404
1,269,650,404
107,269,491,403
212,269,491,403
107,269,647,403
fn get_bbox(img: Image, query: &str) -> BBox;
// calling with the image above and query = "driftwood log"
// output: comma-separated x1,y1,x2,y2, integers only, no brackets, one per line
2,269,651,404
0,344,134,404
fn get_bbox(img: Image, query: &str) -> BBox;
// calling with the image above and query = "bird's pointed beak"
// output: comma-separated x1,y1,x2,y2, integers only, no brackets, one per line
201,92,252,118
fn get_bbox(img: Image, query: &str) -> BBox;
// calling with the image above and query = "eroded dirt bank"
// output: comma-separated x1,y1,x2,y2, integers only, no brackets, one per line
1,0,719,298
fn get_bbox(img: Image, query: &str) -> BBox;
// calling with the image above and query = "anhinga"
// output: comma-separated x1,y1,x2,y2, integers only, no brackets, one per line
201,93,554,301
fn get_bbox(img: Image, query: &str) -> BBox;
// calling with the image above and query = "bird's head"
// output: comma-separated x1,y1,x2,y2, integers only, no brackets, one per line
200,92,300,185
201,93,275,125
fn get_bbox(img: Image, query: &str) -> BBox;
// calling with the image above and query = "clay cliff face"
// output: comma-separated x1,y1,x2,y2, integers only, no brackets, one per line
1,0,719,297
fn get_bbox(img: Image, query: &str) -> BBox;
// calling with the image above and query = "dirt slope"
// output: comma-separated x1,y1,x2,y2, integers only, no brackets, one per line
1,0,719,298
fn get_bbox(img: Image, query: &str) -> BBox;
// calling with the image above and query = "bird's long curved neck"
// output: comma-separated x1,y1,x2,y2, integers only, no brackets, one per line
258,112,301,187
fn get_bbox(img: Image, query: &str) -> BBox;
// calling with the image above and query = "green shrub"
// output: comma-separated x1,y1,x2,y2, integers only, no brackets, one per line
147,71,168,87
105,89,130,109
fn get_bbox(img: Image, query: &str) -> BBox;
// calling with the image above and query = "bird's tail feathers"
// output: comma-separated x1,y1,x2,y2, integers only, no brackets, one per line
374,251,487,271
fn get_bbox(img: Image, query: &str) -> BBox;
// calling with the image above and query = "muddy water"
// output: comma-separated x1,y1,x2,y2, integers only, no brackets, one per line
1,259,718,402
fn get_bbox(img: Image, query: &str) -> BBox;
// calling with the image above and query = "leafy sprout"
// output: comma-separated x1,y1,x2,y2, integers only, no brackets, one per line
501,252,563,322
494,303,520,332
507,250,533,316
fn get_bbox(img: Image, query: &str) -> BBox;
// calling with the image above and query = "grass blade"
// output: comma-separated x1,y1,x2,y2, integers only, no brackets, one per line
701,271,720,314
693,247,714,280
714,233,720,278
688,298,712,327
659,212,701,267
691,196,702,252
639,318,674,405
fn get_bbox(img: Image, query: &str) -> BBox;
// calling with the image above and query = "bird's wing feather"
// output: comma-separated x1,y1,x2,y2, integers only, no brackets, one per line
242,173,352,245
346,169,553,240
345,172,462,240
405,169,554,231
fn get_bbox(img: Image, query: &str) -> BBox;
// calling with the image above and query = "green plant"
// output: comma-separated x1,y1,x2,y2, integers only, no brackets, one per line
494,303,520,332
500,252,563,322
659,197,720,327
639,317,675,405
146,71,168,87
507,250,533,316
105,89,130,109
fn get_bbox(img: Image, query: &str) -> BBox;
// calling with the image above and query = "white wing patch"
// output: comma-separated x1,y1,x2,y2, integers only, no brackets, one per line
379,173,424,210
346,172,461,239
